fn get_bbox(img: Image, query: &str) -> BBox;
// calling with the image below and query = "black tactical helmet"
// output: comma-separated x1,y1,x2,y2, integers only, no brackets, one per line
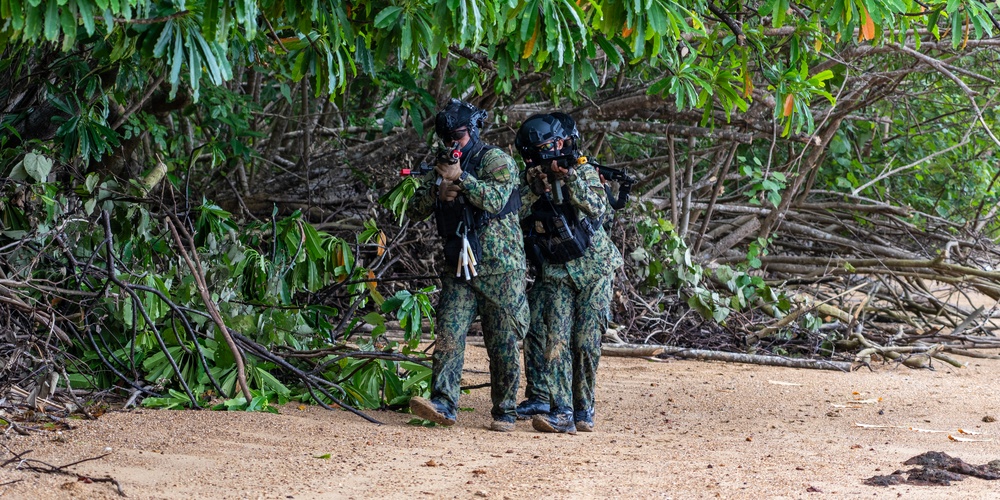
549,112,579,142
515,113,565,161
549,111,580,155
435,98,488,142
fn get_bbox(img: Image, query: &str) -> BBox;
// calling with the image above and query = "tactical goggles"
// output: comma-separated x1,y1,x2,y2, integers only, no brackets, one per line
448,128,469,141
535,140,558,153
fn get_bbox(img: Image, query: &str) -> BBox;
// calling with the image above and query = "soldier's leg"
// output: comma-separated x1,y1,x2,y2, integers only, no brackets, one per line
475,270,528,422
530,275,577,433
571,273,613,429
518,282,551,417
541,276,575,415
428,279,478,415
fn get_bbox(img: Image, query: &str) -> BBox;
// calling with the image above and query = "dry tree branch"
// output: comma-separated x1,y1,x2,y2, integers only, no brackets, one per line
91,211,202,406
642,344,852,371
111,73,166,130
889,43,1000,150
852,138,971,196
1,445,125,497
164,215,253,403
228,331,383,424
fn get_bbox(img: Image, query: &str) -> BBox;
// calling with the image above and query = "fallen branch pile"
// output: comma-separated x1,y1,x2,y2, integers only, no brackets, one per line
605,190,1000,370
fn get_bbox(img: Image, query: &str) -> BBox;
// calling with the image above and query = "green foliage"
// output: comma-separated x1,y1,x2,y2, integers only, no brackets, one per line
630,215,703,291
5,0,986,127
648,48,713,112
738,153,788,208
378,69,436,136
378,176,421,224
813,58,1000,226
292,287,438,409
381,287,436,352
210,391,281,413
769,62,836,137
143,389,199,410
49,79,122,164
630,208,789,325
5,0,1000,416
802,312,823,332
0,163,432,411
9,152,53,183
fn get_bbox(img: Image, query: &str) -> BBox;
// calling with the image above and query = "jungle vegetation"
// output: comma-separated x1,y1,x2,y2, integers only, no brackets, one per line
3,0,1000,419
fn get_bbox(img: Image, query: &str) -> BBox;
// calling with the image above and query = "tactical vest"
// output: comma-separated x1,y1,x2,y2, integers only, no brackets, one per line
434,143,521,270
522,182,595,267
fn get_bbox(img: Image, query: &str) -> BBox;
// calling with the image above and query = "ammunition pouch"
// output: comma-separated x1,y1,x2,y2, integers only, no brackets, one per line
523,199,594,265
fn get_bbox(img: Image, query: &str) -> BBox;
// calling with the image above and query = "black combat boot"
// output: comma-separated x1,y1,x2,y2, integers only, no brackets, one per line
531,412,577,434
515,398,550,420
489,414,516,432
574,408,595,432
409,397,457,426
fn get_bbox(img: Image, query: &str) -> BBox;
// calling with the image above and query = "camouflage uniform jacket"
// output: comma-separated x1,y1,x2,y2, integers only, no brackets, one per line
407,146,526,276
520,161,624,288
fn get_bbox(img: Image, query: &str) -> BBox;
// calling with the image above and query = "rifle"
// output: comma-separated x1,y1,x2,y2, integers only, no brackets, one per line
592,162,635,210
399,141,462,176
537,154,636,210
538,153,585,205
399,161,433,177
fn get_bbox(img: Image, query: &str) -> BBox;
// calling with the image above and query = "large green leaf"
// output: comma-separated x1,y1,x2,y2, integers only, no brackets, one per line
42,0,59,41
373,5,402,28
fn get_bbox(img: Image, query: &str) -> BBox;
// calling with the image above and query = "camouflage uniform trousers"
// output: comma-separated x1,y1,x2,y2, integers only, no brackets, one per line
538,271,612,416
521,283,549,403
429,270,529,421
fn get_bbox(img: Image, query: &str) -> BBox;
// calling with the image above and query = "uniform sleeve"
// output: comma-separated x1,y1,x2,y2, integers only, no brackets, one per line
565,163,607,219
404,170,439,221
518,167,540,220
460,148,520,214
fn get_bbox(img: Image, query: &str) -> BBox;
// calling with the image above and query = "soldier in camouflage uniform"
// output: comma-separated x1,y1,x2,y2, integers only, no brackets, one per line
515,112,628,420
515,113,623,433
407,99,528,432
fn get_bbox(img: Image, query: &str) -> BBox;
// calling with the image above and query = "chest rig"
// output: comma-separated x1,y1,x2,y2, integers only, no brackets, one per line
434,142,521,272
522,180,595,268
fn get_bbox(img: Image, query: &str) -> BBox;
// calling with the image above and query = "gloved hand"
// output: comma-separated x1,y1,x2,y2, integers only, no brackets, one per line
526,165,550,195
548,161,573,180
435,161,462,182
438,181,461,202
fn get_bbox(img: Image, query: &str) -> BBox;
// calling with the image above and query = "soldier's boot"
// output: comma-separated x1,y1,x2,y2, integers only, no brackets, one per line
489,415,516,432
574,408,595,432
515,398,550,420
409,397,457,426
531,412,577,434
